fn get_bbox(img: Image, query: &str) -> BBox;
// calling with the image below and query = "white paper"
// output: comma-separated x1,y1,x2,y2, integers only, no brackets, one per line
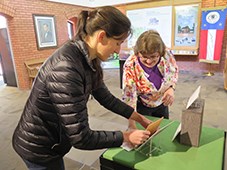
172,123,181,141
121,142,134,151
186,86,201,109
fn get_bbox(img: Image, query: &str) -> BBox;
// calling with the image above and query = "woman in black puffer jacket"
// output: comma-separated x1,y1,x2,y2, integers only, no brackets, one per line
12,6,151,170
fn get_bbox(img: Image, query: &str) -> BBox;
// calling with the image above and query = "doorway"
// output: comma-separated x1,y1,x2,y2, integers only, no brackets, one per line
67,21,74,39
0,15,17,87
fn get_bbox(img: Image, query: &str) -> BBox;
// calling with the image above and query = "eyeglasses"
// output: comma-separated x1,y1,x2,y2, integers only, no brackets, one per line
139,52,160,62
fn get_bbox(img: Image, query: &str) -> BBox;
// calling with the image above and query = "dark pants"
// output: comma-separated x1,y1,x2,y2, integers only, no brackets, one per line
137,99,169,119
23,158,65,170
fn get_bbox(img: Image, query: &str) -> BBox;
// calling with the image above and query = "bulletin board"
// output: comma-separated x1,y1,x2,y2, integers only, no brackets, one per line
126,6,173,49
124,1,201,56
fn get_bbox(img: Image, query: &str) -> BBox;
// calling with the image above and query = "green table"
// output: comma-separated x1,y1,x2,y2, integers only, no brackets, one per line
100,117,226,170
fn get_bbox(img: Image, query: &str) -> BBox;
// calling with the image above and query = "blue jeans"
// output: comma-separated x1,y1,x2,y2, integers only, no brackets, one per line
23,158,65,170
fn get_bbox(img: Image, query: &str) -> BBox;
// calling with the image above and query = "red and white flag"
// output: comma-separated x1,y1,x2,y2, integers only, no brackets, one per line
199,7,227,63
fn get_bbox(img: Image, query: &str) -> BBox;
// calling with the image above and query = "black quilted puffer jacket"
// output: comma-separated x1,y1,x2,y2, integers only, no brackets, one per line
12,39,134,165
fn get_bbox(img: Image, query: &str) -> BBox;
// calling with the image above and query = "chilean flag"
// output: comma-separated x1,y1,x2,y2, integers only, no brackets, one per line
199,8,227,63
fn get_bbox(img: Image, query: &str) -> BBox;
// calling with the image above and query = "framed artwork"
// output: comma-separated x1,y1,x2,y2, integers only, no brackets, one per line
33,14,57,50
172,4,200,55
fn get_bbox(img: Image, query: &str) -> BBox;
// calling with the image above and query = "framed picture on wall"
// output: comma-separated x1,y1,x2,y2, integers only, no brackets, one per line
33,14,57,50
172,4,200,55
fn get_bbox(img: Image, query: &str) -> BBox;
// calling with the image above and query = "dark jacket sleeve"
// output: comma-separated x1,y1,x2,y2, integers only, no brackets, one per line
46,60,124,150
92,82,134,119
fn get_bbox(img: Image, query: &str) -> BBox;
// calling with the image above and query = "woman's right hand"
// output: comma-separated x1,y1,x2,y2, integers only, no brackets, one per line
123,129,150,146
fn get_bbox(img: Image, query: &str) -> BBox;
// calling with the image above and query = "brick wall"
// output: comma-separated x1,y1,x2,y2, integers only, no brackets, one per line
0,0,227,89
0,0,90,89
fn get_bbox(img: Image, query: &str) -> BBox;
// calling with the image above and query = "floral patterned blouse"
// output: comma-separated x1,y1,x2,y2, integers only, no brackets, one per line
122,50,178,109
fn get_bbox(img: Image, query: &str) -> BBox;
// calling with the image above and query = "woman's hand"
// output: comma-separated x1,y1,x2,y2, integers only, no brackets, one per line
123,129,150,146
162,87,175,106
130,111,152,129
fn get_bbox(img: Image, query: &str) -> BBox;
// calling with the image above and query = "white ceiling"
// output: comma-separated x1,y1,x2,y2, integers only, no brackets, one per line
47,0,147,8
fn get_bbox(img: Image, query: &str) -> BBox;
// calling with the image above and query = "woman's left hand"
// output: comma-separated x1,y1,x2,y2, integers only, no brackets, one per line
162,87,175,106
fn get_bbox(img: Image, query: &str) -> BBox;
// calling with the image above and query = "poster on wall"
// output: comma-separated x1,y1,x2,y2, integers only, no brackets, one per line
199,7,227,64
174,4,199,47
127,6,172,49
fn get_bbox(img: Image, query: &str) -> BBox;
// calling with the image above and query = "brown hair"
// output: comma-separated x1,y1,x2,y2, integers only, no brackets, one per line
74,6,132,83
75,6,132,41
134,30,166,57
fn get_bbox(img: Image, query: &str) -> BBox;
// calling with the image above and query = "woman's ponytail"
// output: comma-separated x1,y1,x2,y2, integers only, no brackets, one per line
75,10,89,40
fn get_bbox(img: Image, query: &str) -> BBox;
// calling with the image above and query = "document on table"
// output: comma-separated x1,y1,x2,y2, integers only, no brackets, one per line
171,123,181,141
186,86,201,109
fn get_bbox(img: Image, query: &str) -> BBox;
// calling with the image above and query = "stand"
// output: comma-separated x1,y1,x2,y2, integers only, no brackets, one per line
203,71,214,76
203,63,214,76
135,138,162,157
135,121,174,156
224,57,227,90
